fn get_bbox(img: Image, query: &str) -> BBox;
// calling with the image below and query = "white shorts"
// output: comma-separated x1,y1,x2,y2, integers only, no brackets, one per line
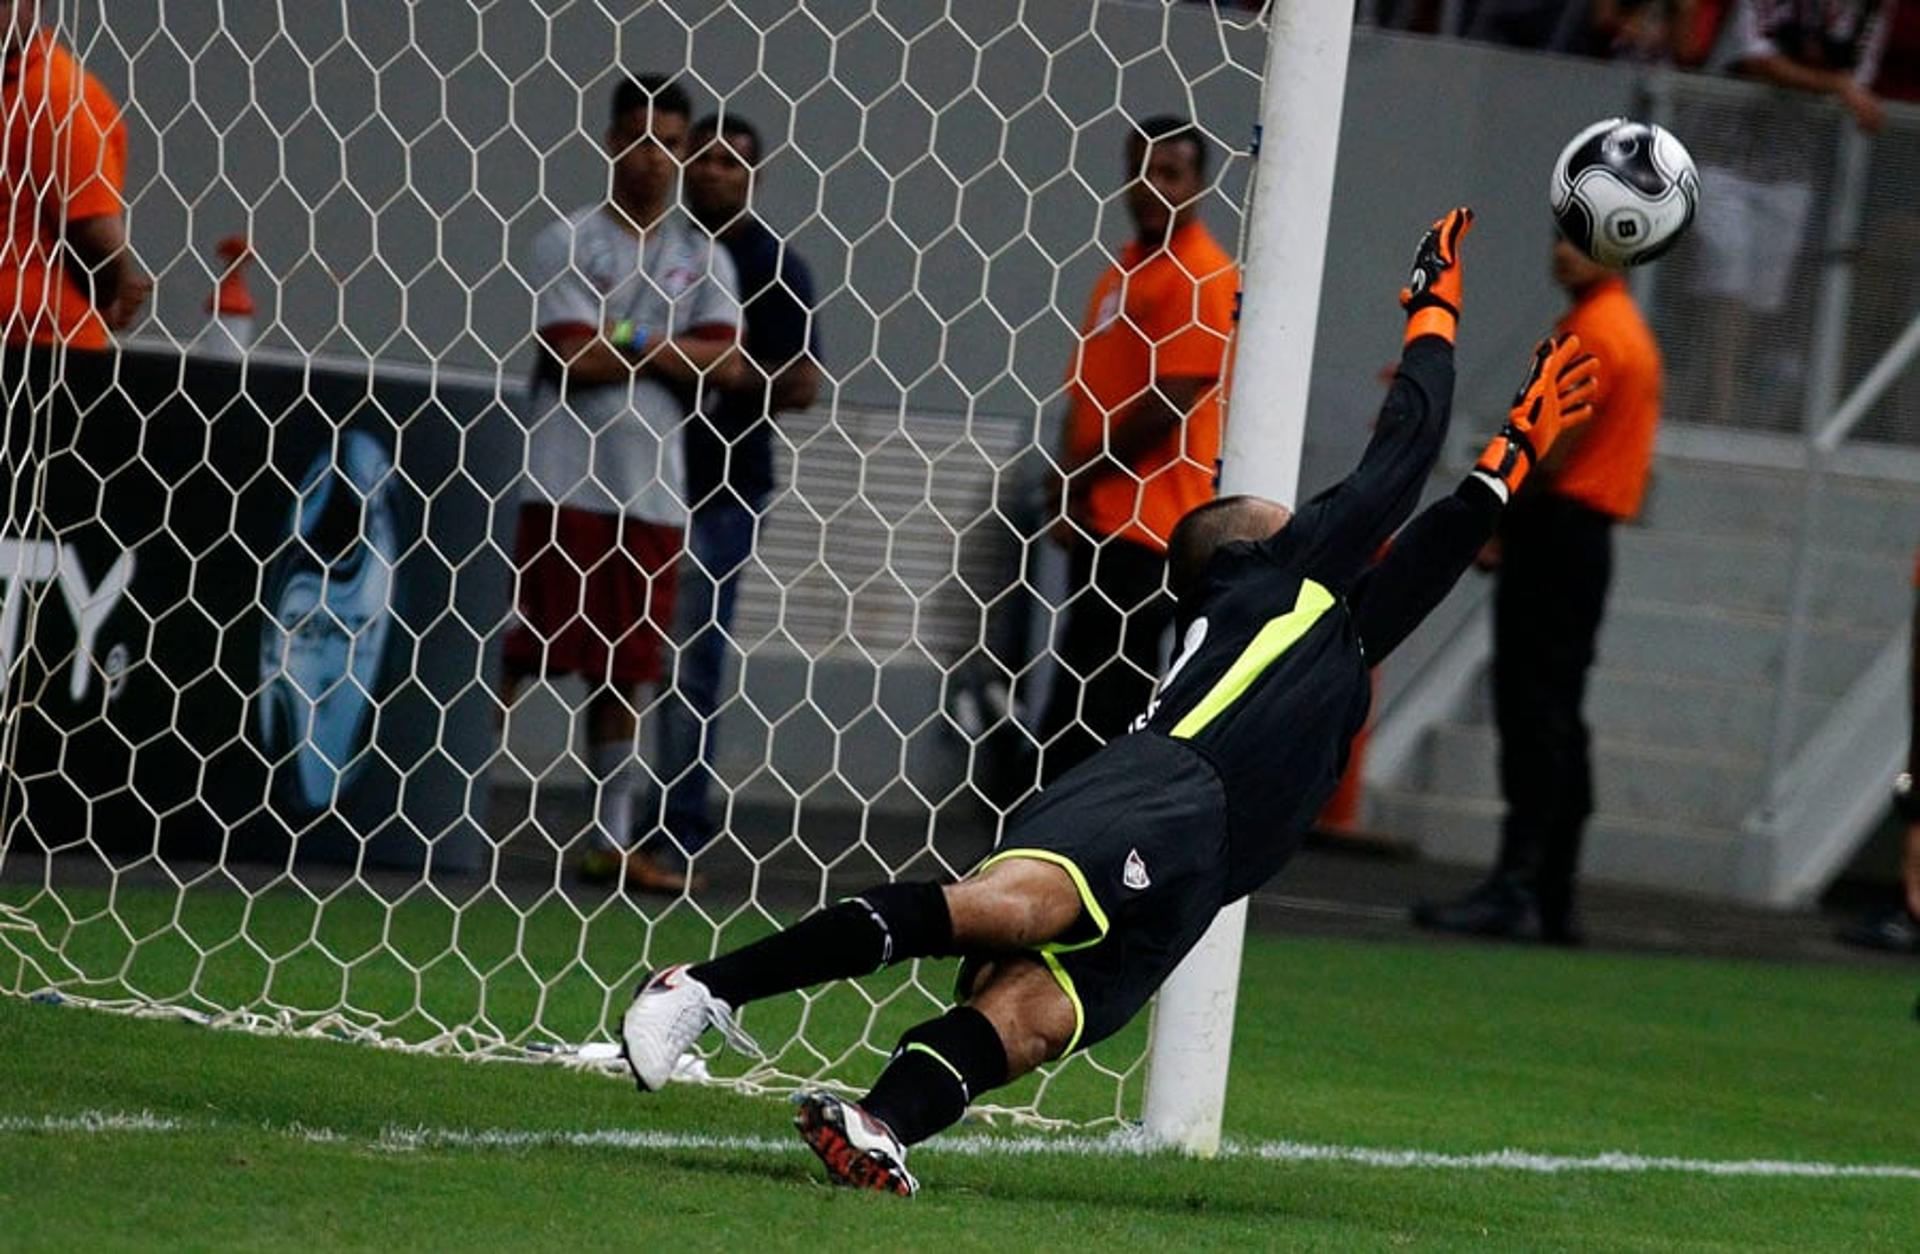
1686,165,1814,316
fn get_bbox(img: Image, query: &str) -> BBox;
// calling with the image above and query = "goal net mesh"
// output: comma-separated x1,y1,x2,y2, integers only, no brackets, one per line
0,0,1267,1126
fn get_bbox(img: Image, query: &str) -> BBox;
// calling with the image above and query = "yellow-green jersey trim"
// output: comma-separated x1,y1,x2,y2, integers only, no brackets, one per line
1168,578,1336,740
972,848,1110,953
1037,948,1087,1056
967,849,1104,1054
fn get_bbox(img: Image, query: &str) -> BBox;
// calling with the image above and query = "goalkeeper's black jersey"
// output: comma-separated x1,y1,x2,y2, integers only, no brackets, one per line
1132,337,1500,899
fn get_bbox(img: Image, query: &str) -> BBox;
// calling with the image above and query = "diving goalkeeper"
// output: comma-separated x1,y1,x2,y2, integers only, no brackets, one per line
620,208,1598,1195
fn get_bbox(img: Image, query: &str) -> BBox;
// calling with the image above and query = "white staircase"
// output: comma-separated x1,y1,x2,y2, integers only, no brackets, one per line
1368,453,1920,900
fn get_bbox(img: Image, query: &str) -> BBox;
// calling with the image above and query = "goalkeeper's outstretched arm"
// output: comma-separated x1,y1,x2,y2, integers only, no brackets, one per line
1345,474,1501,664
1268,209,1473,594
1349,334,1598,664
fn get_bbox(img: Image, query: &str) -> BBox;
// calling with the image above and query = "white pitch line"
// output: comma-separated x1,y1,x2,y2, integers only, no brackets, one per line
0,1111,181,1135
5,1111,1919,1182
1232,1140,1920,1180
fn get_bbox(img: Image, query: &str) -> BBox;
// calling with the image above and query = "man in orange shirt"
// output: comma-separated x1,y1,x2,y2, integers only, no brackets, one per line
1414,238,1662,943
1,2,149,349
1039,114,1238,782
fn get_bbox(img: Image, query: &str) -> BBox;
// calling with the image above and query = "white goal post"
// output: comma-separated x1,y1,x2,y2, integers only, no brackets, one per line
1143,0,1354,1155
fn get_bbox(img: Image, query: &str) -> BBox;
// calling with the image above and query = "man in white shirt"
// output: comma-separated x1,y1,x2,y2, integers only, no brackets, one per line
1691,0,1892,424
501,75,743,893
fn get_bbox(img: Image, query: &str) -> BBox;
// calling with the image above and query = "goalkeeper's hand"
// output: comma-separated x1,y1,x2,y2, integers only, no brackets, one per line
1472,334,1599,500
1399,206,1473,345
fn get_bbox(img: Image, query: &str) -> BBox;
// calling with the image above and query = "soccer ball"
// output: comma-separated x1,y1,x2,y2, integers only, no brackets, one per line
1549,118,1699,269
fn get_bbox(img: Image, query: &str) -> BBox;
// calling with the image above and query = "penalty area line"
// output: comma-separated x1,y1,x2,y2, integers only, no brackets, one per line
4,1111,1919,1182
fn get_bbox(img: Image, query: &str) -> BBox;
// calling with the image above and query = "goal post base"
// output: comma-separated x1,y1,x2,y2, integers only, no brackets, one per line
1141,898,1248,1156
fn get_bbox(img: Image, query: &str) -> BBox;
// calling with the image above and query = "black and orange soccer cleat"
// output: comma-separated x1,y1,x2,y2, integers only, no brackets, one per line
793,1090,919,1197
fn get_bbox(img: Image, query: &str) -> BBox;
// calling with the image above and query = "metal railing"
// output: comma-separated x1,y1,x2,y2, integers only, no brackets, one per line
1763,300,1920,790
1741,165,1920,901
1765,125,1879,784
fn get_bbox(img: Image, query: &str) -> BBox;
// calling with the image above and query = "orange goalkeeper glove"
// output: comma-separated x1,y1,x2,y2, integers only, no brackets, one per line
1473,334,1599,499
1399,206,1474,345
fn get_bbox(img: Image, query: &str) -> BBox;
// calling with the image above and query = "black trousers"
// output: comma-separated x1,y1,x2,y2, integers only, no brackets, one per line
1492,493,1614,922
1039,536,1171,784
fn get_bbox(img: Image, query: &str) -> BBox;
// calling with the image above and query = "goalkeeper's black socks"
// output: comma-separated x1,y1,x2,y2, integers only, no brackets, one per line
687,880,953,1007
860,1005,1010,1146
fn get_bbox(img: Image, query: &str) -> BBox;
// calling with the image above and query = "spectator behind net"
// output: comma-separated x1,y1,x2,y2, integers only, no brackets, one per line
0,0,151,350
640,111,821,875
1038,114,1238,784
498,75,744,896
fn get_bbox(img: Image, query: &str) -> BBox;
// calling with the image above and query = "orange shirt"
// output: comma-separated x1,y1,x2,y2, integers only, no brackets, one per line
2,32,128,350
1065,219,1238,552
1547,276,1662,520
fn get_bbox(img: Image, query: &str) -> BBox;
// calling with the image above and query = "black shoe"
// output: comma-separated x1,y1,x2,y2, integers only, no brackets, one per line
1536,911,1586,948
1838,907,1920,955
1412,877,1534,938
1532,889,1585,947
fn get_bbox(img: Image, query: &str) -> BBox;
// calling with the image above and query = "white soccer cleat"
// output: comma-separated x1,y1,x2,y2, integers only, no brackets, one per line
793,1090,919,1196
619,964,756,1092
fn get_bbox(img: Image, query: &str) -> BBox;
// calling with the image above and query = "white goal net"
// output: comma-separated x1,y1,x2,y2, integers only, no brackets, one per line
0,0,1272,1126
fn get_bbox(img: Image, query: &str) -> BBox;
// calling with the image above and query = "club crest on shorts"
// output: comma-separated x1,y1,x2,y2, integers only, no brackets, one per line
1123,848,1151,890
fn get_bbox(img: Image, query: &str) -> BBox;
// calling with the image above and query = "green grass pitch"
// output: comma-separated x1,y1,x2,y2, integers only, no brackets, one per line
3,882,1918,1248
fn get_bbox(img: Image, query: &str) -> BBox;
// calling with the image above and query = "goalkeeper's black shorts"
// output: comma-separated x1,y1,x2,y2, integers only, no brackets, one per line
957,731,1229,1054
